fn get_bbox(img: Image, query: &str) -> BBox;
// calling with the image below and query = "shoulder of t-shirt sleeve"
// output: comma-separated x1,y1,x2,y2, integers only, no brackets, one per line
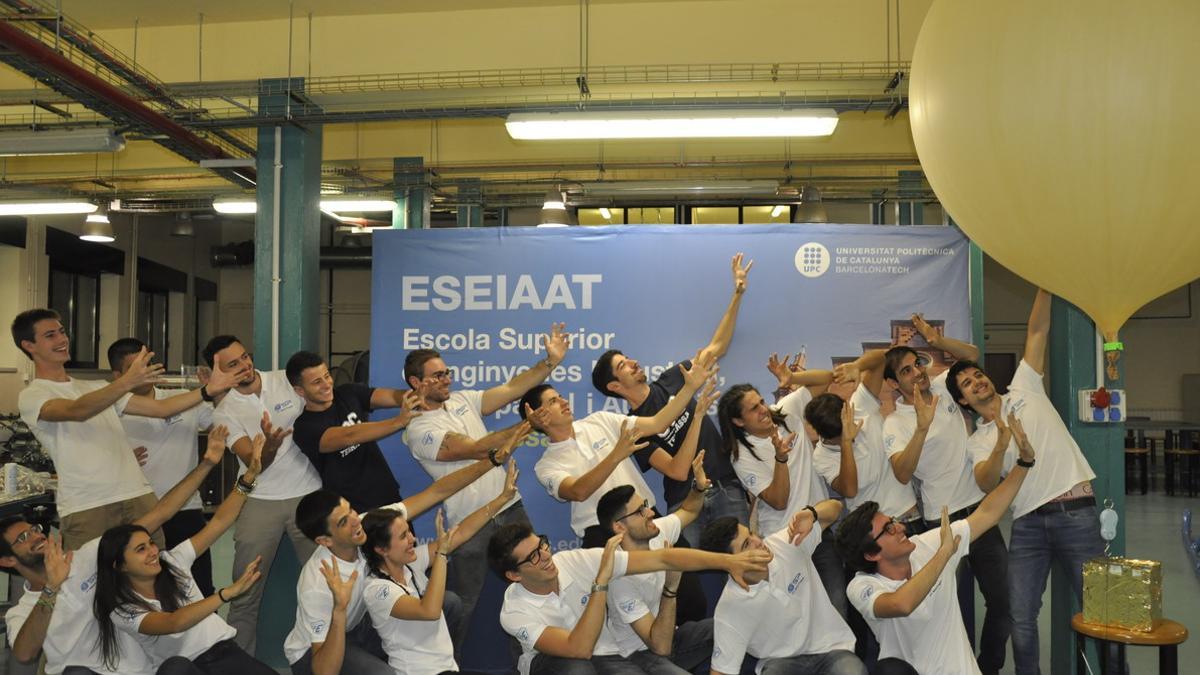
733,452,772,496
655,513,683,545
406,419,447,462
608,579,651,624
112,391,133,416
711,611,751,675
196,402,215,429
458,389,485,415
533,452,571,503
930,369,952,397
777,387,813,421
17,385,53,426
211,402,251,445
610,550,630,580
632,441,662,473
1009,359,1047,396
881,416,911,457
296,586,336,643
500,601,549,651
852,383,882,415
166,539,198,569
952,519,972,558
363,577,395,613
653,362,686,393
798,520,823,555
340,383,374,409
111,607,146,635
847,575,884,620
811,448,840,484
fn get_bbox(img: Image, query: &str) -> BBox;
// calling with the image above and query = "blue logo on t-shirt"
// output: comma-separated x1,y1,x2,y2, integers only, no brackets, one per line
81,573,97,593
787,572,805,594
581,594,589,605
620,599,637,614
454,405,468,416
275,399,294,413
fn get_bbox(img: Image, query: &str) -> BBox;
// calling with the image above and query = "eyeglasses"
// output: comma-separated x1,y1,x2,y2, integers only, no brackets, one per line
426,370,453,382
616,499,651,523
872,517,900,543
514,534,551,569
12,523,43,546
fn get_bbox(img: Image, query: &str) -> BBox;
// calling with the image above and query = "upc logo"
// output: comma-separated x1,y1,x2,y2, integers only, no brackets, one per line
794,243,831,278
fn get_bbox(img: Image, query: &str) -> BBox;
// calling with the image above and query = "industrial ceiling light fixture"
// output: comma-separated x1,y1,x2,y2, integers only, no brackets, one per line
0,127,126,156
80,208,116,242
0,200,99,216
538,186,571,227
793,185,829,223
507,108,839,140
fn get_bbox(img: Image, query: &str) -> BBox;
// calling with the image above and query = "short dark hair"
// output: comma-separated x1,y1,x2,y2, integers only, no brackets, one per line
804,392,844,441
517,384,555,430
945,359,983,410
595,484,637,536
0,516,28,558
286,350,326,386
201,335,243,368
10,308,60,359
698,516,741,555
591,349,623,398
295,490,344,541
834,501,883,574
404,349,441,387
487,522,535,580
883,346,919,382
107,337,147,372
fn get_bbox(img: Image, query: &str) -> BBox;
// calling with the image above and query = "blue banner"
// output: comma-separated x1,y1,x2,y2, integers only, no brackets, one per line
370,224,970,546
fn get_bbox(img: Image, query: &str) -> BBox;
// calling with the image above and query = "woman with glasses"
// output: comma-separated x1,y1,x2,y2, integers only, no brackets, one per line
92,434,275,675
358,460,519,675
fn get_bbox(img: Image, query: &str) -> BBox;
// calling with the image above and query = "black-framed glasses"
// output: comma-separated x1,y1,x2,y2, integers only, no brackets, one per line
427,369,453,382
872,517,900,543
616,499,650,523
514,534,551,569
12,523,43,546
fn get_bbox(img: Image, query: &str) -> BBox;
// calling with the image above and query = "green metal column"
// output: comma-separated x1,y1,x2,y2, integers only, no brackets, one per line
457,177,483,227
254,77,323,369
252,77,323,668
1048,298,1124,674
393,156,428,229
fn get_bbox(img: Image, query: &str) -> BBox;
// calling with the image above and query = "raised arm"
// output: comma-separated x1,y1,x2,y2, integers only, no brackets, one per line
626,543,770,591
778,365,834,397
554,422,648,502
629,544,682,656
786,499,843,544
11,535,71,664
644,379,719,482
402,422,531,519
228,412,290,471
912,313,979,362
317,391,421,453
481,323,569,415
36,347,162,422
698,253,752,363
870,507,960,618
389,511,455,622
135,557,262,635
966,414,1034,541
632,355,714,436
309,558,356,675
1023,289,1052,375
435,421,525,462
532,534,622,659
672,451,712,530
133,426,228,533
188,435,263,556
755,431,796,510
888,392,937,484
124,363,237,419
833,349,888,399
829,401,862,498
973,416,1013,492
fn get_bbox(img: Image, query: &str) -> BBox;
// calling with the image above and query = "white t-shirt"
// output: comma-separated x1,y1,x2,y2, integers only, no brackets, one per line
534,411,658,536
284,545,371,664
883,371,983,519
849,382,883,419
403,390,520,525
813,412,917,517
4,580,38,648
732,388,826,537
121,388,213,511
112,539,235,666
607,514,682,657
711,524,856,675
848,520,978,675
967,360,1096,519
43,537,155,675
363,544,457,675
211,370,320,501
500,547,631,675
18,378,152,517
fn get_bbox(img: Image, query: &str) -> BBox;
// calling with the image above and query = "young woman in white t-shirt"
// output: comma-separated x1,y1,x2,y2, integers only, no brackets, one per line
92,433,274,674
358,461,520,675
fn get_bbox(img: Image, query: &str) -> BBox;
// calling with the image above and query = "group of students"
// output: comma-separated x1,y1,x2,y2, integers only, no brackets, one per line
1,252,1103,675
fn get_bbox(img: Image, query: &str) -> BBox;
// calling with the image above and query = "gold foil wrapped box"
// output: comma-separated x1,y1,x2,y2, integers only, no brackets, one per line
1082,557,1162,632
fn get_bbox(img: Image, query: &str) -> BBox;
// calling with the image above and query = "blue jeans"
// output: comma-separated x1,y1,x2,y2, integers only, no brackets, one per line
759,650,867,675
676,479,751,551
1009,504,1105,675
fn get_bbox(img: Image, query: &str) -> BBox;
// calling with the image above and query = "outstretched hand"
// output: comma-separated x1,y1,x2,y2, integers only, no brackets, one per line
731,252,753,295
542,323,569,367
202,425,229,465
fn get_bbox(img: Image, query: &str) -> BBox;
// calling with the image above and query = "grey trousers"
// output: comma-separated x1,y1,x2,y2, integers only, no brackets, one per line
627,618,714,675
530,653,649,675
227,495,318,654
289,613,392,675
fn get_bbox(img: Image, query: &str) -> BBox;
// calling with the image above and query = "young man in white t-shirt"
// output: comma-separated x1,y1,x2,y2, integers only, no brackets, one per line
880,319,1012,675
594,450,715,675
836,420,1036,675
285,428,530,674
12,309,236,550
109,337,216,597
948,289,1104,675
402,323,569,642
203,333,322,653
520,357,713,538
698,499,865,675
488,522,769,675
0,424,235,675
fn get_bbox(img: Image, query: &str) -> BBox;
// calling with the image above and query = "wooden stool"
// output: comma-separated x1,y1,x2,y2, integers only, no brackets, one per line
1072,613,1188,675
1125,446,1150,495
1164,448,1200,497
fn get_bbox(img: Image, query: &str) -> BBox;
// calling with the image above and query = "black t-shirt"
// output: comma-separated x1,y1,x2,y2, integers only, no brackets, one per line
630,359,737,507
293,383,401,512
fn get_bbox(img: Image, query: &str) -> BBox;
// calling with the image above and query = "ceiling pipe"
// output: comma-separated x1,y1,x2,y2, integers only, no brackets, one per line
0,20,255,186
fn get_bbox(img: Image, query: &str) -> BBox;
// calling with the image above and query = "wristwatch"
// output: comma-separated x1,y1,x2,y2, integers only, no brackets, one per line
691,479,709,493
200,385,215,403
591,582,608,594
803,505,819,522
488,448,504,467
1016,457,1036,468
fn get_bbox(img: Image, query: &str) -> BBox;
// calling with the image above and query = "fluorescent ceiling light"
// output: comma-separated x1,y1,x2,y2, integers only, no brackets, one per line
583,180,779,197
770,205,787,218
0,127,126,156
507,109,839,140
599,207,612,220
0,201,98,215
213,199,397,214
